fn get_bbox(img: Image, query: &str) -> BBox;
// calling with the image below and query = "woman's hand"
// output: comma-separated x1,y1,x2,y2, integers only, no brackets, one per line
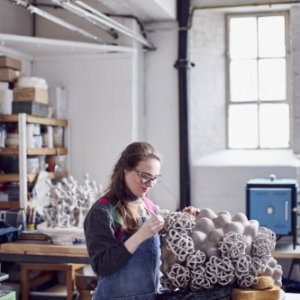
139,215,165,239
182,206,201,216
124,215,164,254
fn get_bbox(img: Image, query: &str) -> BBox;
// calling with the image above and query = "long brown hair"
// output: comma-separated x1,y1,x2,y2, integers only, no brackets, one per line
103,142,161,234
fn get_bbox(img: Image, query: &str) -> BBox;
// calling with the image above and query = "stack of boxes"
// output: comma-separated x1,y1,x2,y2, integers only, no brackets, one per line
0,55,50,118
12,77,49,117
0,55,20,115
0,56,21,84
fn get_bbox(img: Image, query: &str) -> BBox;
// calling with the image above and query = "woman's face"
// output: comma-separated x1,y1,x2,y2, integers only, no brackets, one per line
124,157,161,198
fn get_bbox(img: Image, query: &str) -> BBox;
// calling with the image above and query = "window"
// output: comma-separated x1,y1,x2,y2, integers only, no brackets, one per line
227,13,289,149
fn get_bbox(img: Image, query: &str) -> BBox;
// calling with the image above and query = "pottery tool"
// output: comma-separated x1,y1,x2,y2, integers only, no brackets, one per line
145,206,157,217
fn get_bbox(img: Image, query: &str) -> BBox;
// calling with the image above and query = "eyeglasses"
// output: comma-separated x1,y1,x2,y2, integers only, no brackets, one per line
135,169,161,185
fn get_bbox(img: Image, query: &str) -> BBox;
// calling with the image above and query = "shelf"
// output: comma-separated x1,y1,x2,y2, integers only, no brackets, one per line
27,147,68,155
0,147,67,156
0,201,20,209
0,173,21,182
0,114,68,127
0,147,18,155
0,108,68,210
29,284,67,297
0,171,68,183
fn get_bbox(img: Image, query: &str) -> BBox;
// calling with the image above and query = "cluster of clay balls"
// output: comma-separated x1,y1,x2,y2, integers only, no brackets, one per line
160,208,283,291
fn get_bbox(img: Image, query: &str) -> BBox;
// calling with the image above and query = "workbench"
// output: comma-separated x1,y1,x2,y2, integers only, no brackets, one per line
0,242,90,264
0,242,91,300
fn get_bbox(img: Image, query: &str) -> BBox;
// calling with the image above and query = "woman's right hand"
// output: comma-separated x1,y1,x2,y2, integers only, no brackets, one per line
124,215,164,254
139,215,165,239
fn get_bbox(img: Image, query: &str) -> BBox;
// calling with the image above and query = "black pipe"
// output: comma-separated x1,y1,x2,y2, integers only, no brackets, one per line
174,0,192,210
32,0,37,36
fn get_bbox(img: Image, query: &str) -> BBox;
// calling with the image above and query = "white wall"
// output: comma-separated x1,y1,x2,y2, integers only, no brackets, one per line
190,10,226,161
144,21,179,212
33,53,137,189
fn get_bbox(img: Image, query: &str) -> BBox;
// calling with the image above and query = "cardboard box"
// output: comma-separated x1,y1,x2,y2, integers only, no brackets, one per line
13,87,49,104
12,101,49,117
0,68,19,82
0,56,22,70
0,290,16,300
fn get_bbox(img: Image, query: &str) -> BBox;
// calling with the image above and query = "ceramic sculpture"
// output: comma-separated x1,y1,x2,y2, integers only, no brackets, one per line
160,208,282,292
43,173,102,228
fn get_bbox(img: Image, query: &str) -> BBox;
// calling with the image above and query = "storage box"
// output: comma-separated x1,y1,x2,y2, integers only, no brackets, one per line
13,87,49,104
0,56,22,70
0,291,16,300
12,101,49,117
0,68,19,82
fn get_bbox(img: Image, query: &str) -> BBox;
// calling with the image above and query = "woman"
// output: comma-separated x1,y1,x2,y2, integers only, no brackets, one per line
84,142,199,299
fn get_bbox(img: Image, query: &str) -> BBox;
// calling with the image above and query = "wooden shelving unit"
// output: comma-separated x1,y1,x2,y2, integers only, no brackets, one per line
0,171,68,183
0,113,68,210
0,201,20,210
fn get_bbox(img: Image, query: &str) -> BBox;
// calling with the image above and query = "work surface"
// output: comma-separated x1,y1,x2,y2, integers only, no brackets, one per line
272,242,300,259
0,242,90,264
0,239,299,262
285,294,300,299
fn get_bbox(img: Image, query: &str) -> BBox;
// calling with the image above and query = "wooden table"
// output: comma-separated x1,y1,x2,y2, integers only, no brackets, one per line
0,242,90,300
0,242,90,264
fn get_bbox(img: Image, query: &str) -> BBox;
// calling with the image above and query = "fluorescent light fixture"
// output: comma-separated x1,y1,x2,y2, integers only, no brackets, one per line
51,0,118,38
10,0,104,43
10,0,154,49
74,0,153,48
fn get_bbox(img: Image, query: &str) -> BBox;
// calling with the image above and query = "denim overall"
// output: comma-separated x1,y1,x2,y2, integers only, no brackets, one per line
93,217,161,300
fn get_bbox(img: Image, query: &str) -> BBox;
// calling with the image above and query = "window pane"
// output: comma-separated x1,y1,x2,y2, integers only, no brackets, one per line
229,17,257,59
258,16,285,57
259,58,286,100
228,104,258,148
260,103,289,148
230,60,257,101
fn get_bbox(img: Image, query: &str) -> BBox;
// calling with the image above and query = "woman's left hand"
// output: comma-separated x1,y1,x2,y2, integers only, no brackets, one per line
182,206,200,216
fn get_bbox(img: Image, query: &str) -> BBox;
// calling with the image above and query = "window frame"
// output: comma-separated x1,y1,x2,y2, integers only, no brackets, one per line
225,11,291,150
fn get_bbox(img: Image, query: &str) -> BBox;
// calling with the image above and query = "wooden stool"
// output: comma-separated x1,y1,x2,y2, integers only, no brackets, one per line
20,262,85,300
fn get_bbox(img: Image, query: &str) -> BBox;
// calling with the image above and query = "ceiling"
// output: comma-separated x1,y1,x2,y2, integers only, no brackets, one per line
91,0,177,22
35,0,177,22
7,0,177,48
0,0,177,55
